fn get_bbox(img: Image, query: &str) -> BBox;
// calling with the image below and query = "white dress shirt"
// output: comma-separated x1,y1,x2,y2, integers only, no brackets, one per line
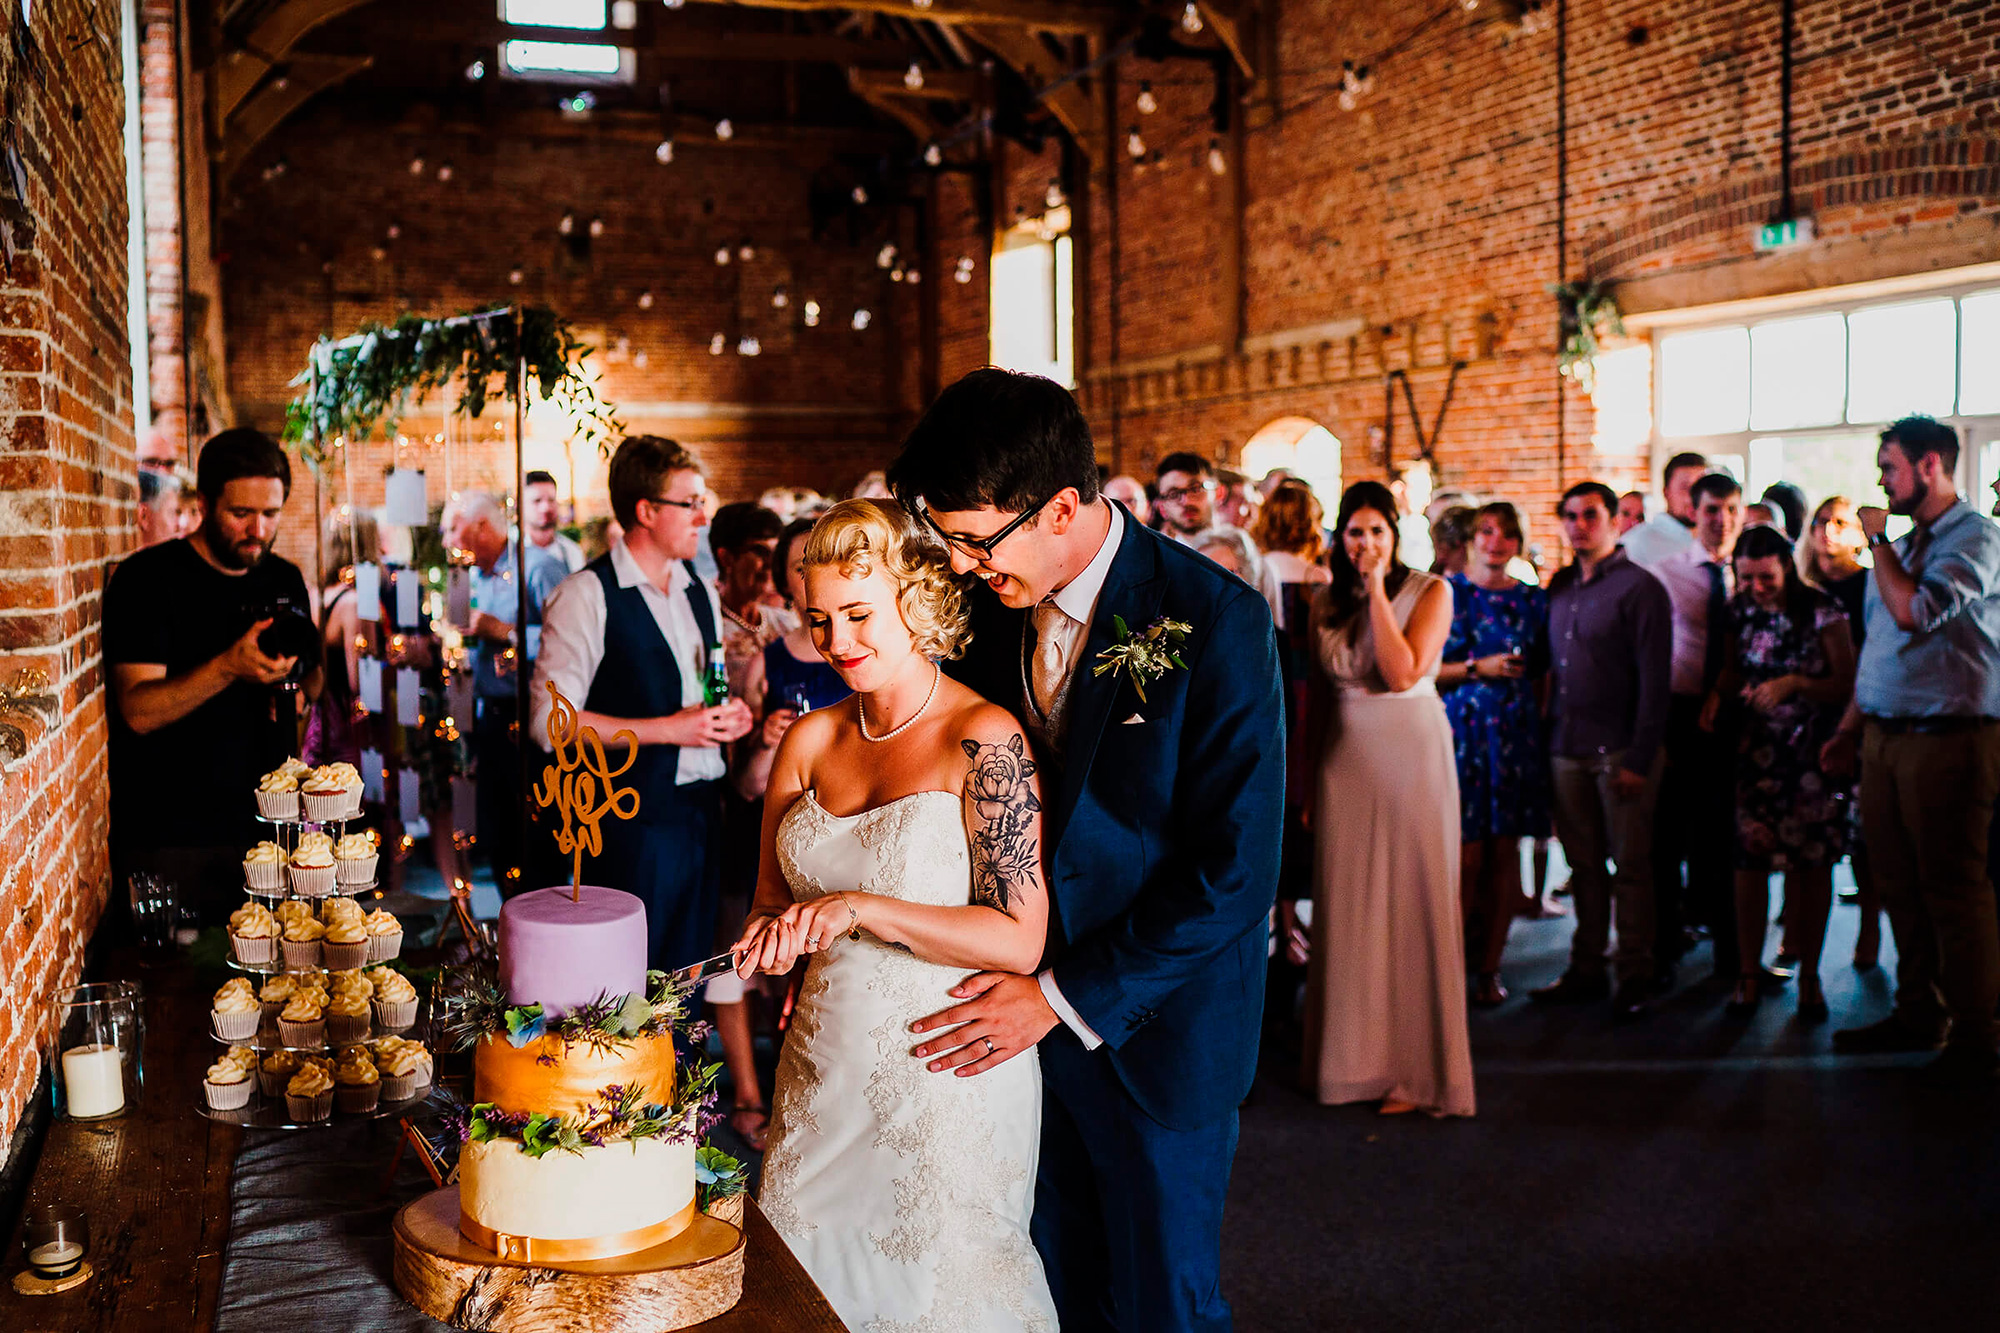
529,537,727,784
1620,510,1698,570
1030,502,1125,1051
1650,541,1733,697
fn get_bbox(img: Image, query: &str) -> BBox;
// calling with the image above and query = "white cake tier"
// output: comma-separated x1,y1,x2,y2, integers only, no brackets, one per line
459,1135,696,1247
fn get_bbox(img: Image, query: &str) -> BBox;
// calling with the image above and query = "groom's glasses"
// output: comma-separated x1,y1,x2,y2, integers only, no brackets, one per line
915,494,1051,562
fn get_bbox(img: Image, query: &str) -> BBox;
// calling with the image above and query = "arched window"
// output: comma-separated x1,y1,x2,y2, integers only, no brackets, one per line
1240,416,1342,504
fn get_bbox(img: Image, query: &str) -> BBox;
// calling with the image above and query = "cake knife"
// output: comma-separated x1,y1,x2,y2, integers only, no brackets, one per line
672,951,742,987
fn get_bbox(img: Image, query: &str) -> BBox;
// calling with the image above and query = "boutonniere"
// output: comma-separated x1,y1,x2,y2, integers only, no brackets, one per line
1092,615,1192,704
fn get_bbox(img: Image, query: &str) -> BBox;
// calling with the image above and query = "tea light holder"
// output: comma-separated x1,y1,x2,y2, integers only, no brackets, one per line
45,984,142,1121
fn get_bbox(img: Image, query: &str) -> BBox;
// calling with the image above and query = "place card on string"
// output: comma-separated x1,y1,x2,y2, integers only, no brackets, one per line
445,567,472,625
358,658,384,715
361,747,386,803
354,562,381,621
399,768,422,824
446,673,474,734
394,571,422,630
396,668,422,727
384,468,428,527
451,776,477,839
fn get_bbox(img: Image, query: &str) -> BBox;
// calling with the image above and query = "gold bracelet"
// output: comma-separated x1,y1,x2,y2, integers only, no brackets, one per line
843,894,861,942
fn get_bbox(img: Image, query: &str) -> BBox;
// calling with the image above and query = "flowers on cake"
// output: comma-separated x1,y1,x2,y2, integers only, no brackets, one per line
435,964,694,1056
462,1065,722,1161
210,979,261,1042
243,840,287,891
228,901,279,965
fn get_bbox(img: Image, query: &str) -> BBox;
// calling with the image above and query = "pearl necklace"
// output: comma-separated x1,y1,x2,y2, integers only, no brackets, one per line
857,663,941,742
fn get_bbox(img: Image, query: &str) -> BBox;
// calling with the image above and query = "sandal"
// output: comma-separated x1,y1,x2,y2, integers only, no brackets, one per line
1470,973,1509,1008
729,1103,771,1151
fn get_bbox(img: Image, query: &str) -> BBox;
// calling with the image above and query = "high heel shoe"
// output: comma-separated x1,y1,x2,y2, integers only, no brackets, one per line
1470,972,1509,1008
1725,977,1762,1019
1796,975,1828,1024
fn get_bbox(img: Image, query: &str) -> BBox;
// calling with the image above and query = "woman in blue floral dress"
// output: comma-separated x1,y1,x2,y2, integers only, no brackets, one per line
1701,524,1855,1022
1439,503,1550,1006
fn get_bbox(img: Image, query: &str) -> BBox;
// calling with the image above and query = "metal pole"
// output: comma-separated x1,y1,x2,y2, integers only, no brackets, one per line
513,306,530,893
1554,0,1570,491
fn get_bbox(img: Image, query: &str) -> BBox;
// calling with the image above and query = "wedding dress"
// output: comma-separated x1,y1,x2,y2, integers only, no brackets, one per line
759,788,1057,1333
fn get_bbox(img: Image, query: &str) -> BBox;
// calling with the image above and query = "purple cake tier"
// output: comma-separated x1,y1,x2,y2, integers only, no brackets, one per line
498,886,648,1017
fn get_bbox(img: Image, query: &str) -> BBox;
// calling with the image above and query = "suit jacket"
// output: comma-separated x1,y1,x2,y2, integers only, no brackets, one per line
950,514,1286,1130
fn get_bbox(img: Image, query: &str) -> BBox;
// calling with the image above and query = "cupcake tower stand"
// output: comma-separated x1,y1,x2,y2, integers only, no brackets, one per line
197,807,434,1129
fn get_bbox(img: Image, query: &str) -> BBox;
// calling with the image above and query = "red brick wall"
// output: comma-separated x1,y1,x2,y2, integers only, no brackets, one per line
0,0,137,1160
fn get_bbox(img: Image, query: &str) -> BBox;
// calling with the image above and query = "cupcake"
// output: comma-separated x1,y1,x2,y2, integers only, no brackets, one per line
327,990,372,1045
328,967,373,998
277,756,311,781
255,767,300,820
370,968,420,1030
326,762,365,817
210,979,261,1042
333,1049,382,1114
242,840,287,892
321,895,365,926
274,898,313,930
204,1056,255,1110
289,841,336,897
364,909,403,964
228,901,280,965
258,1048,302,1097
277,993,326,1049
280,915,326,968
257,972,298,1019
285,1063,335,1122
374,1038,429,1101
301,767,348,823
219,1044,260,1076
334,831,379,886
322,917,370,971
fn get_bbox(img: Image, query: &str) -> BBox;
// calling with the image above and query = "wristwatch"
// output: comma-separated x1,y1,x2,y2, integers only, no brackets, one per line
1468,659,1480,680
1868,531,1892,549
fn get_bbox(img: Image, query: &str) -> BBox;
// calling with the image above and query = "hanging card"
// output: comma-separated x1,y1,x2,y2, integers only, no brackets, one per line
395,571,422,629
360,747,386,802
396,668,422,726
399,768,422,823
357,657,384,715
451,776,478,840
446,567,472,625
354,562,380,621
384,468,428,527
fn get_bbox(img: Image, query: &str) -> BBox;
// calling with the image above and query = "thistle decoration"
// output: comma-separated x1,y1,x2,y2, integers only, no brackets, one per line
1091,615,1192,704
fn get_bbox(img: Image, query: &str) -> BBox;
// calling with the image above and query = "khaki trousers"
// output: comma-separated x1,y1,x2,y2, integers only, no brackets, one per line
1551,752,1665,985
1859,721,2000,1051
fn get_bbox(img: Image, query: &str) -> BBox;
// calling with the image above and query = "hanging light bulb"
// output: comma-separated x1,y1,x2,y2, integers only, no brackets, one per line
466,59,486,81
1207,138,1227,175
663,0,684,7
851,184,869,205
508,267,524,285
370,246,387,262
588,216,605,237
738,241,756,261
408,156,426,175
709,332,726,355
1136,81,1158,115
1181,2,1203,34
954,256,974,284
637,289,655,309
558,212,575,236
655,138,675,164
737,336,761,357
715,117,734,140
923,142,943,167
1126,126,1146,159
715,246,732,265
385,222,402,240
437,161,454,181
851,309,872,331
1338,61,1372,112
803,299,821,327
634,350,649,368
905,268,921,285
891,267,906,283
877,242,899,269
912,0,931,8
772,286,790,308
1046,177,1066,209
904,62,925,91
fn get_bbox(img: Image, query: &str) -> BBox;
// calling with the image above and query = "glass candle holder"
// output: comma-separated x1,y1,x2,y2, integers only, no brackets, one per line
22,1203,88,1278
45,984,142,1120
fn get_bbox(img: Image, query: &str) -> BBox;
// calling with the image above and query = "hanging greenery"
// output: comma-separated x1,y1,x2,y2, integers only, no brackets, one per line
282,305,622,470
1548,280,1627,394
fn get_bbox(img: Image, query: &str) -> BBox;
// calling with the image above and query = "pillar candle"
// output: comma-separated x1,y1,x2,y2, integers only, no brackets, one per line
62,1043,125,1118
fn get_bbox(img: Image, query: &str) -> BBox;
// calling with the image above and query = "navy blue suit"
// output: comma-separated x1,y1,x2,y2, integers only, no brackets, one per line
949,513,1285,1332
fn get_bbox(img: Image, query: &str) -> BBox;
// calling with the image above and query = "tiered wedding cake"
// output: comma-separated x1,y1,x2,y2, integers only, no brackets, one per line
457,886,698,1263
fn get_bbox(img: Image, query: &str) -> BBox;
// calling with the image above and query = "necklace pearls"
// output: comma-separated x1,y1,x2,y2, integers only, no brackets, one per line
857,663,941,742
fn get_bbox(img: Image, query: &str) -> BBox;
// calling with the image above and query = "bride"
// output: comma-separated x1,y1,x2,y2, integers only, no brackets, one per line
731,498,1057,1333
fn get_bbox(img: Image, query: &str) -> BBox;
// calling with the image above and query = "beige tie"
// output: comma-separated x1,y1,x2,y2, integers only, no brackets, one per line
1032,601,1075,735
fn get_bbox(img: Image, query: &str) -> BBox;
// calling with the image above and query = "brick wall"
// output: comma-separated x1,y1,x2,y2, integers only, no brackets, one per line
0,0,138,1163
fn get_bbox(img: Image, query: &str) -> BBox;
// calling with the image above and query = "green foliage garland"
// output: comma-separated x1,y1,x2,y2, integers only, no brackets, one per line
1548,281,1627,394
282,305,622,470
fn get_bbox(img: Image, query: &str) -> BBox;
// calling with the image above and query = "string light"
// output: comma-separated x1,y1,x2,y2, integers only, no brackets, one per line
1136,81,1158,115
408,156,426,175
851,185,869,205
954,256,975,284
1338,61,1374,112
634,350,649,367
558,212,575,235
655,138,675,164
370,246,386,261
637,289,654,309
1045,177,1066,209
466,60,486,81
1518,2,1554,34
588,216,605,237
737,336,761,356
876,242,899,269
905,268,921,285
738,241,756,261
1207,139,1228,175
437,162,454,181
1181,2,1203,34
803,300,821,327
772,286,789,308
1126,126,1146,159
385,222,402,239
709,333,726,354
904,62,925,91
923,142,943,167
851,309,872,331
890,267,906,283
715,246,732,265
715,118,734,140
508,267,524,285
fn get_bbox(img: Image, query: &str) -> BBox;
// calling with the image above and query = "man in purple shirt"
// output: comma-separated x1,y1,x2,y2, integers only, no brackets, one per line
1533,482,1674,1019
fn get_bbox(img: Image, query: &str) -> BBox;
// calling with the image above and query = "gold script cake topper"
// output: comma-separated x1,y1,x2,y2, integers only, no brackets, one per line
532,681,641,901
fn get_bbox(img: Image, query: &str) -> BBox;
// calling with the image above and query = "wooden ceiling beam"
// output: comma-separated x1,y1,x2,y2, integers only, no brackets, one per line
1196,2,1256,81
964,25,1095,157
848,66,987,103
217,0,377,118
390,106,908,155
341,15,925,65
220,53,373,176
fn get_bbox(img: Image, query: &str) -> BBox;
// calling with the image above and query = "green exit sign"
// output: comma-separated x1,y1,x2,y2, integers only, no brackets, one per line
1755,217,1816,251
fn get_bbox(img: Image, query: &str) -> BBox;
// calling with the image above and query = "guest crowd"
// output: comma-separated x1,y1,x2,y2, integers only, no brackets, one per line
102,401,2000,1136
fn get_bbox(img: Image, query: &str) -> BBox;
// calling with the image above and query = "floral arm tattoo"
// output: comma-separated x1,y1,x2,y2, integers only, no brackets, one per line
962,735,1041,917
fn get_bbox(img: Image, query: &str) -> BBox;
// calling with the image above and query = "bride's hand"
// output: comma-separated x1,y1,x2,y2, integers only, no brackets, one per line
780,893,863,957
734,913,799,977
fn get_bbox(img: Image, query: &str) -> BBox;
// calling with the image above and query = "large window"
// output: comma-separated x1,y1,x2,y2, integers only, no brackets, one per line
989,212,1074,387
498,0,632,83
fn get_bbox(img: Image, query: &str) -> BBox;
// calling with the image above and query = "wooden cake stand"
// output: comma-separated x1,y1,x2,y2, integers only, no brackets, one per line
393,1187,745,1331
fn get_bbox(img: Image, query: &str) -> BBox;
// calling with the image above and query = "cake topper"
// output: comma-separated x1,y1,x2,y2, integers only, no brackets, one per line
532,681,641,900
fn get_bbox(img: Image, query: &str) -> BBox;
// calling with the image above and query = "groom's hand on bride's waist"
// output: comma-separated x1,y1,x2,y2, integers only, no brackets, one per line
909,972,1057,1077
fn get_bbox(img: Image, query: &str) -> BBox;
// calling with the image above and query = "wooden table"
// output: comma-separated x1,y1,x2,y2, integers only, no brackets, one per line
1,950,841,1332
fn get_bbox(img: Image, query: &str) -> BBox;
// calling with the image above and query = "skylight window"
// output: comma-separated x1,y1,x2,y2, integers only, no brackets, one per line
501,0,607,29
501,39,628,81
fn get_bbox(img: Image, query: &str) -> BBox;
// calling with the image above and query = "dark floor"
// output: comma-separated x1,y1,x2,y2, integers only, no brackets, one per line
1223,899,2000,1332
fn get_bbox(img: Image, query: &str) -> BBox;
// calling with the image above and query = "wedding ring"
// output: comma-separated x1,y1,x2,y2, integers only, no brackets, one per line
982,1037,996,1055
806,936,822,949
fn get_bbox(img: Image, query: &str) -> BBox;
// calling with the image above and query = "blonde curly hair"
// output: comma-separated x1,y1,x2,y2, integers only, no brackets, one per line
802,499,972,661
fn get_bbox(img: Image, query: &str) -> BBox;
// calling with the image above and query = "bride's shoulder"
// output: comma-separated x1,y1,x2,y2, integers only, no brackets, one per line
933,679,1024,746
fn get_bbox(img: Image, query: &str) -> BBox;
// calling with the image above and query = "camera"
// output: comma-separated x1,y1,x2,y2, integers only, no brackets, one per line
252,599,322,665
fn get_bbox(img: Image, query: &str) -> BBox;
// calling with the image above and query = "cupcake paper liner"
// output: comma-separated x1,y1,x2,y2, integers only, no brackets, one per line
328,1011,371,1045
322,939,369,971
230,933,279,966
205,1078,255,1111
286,1089,334,1123
302,790,349,822
373,997,419,1031
211,1008,260,1042
277,1017,326,1049
289,863,335,896
343,787,364,818
280,939,323,969
336,852,379,886
379,1070,420,1101
243,861,286,892
256,790,300,820
366,929,404,965
336,1082,382,1114
257,1067,290,1098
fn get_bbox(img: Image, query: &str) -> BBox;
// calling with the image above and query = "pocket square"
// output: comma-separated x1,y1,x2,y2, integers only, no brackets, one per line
1121,713,1148,725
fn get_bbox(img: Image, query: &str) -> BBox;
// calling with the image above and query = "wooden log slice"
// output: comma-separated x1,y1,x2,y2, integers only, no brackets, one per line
393,1186,745,1332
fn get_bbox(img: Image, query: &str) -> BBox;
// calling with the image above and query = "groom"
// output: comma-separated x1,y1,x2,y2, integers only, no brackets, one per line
893,369,1285,1332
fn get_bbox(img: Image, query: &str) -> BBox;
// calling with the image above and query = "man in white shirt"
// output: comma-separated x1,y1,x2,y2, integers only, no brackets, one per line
1647,470,1744,983
529,436,754,969
523,470,585,574
1620,451,1709,568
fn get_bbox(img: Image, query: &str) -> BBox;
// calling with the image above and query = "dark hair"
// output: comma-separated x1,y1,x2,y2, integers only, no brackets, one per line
1733,522,1817,634
1324,480,1409,625
1761,481,1806,541
1250,478,1324,561
772,517,817,596
1557,481,1619,516
607,435,703,530
1619,489,1646,506
1155,451,1213,483
1690,471,1742,507
1474,500,1525,547
524,469,558,489
1881,415,1960,475
1429,505,1478,573
888,368,1099,513
139,464,182,504
1663,451,1708,488
195,428,291,504
710,500,783,555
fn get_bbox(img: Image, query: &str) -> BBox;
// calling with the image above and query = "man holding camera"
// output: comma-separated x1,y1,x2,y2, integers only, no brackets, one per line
106,428,320,924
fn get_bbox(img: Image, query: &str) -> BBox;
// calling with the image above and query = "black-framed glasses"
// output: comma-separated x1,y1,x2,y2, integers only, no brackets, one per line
914,493,1051,562
1158,481,1218,504
644,493,704,512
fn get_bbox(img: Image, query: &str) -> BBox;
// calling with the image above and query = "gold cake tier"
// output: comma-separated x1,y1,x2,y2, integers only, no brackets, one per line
473,1031,677,1119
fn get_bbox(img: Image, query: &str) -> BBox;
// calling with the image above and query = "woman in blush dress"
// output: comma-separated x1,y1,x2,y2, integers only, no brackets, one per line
1301,481,1474,1118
